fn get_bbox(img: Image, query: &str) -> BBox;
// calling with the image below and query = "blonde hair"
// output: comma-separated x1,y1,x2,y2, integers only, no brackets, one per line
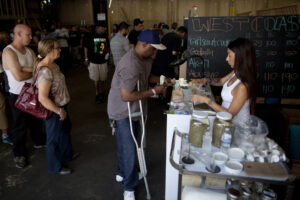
33,38,58,75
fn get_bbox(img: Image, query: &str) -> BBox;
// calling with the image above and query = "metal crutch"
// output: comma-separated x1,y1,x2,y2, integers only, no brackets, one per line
127,80,151,200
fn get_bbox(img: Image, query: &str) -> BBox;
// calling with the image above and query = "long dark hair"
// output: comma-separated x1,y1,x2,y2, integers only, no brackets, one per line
228,38,257,114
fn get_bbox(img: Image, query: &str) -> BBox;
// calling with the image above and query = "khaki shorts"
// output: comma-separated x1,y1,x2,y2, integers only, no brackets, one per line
88,62,108,81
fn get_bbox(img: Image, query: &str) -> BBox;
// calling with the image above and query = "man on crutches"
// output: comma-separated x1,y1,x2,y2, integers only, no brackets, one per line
107,30,166,200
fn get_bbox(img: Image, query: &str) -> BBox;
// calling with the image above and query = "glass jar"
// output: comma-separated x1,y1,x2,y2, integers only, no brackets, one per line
240,186,253,200
227,188,240,200
212,112,233,148
261,189,277,200
188,111,209,147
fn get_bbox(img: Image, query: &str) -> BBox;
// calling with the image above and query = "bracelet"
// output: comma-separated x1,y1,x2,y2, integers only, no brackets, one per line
151,88,156,95
57,108,62,115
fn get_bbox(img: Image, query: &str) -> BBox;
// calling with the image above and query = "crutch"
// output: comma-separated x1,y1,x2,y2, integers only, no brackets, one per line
127,80,151,200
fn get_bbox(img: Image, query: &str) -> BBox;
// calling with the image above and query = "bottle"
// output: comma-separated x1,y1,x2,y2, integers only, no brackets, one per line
221,128,232,153
212,112,233,148
202,128,212,153
191,5,199,17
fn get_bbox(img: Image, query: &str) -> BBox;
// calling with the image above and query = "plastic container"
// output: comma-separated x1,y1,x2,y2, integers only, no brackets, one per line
202,128,212,153
189,111,209,147
232,115,269,149
212,112,233,148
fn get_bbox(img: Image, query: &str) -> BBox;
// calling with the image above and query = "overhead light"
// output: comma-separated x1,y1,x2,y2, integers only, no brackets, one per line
109,0,112,8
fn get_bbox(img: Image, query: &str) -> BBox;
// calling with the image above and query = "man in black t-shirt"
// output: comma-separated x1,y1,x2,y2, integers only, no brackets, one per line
128,18,144,47
151,26,187,79
84,23,110,103
150,26,187,103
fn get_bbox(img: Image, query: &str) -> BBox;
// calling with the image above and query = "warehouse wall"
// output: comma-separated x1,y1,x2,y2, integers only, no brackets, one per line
109,0,300,29
55,0,300,28
58,0,94,26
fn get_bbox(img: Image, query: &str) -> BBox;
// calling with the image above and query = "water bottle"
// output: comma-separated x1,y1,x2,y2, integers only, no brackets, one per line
202,128,212,153
221,128,232,153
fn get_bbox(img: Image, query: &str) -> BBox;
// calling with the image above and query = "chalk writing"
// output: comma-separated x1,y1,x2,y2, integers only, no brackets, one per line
187,16,300,98
189,37,230,47
281,85,296,95
189,47,214,57
266,51,277,56
281,73,298,83
284,62,294,69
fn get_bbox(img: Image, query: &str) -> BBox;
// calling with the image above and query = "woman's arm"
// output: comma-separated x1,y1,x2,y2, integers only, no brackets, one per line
37,81,67,120
191,71,234,87
191,82,248,117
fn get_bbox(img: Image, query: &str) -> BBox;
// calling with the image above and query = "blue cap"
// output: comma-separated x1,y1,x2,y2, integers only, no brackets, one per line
138,29,166,50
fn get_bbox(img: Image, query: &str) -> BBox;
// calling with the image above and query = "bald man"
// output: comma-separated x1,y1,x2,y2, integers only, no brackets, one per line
2,24,45,169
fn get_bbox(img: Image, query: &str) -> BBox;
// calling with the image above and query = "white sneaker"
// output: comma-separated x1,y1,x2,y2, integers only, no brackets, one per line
124,191,135,200
116,173,143,182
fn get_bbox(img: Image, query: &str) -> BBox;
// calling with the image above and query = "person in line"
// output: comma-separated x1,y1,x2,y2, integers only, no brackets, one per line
110,21,130,67
107,30,166,200
34,38,77,175
192,38,257,125
111,24,118,38
84,22,110,104
151,26,188,80
69,25,82,65
0,35,13,145
128,18,144,48
2,24,46,169
150,26,188,103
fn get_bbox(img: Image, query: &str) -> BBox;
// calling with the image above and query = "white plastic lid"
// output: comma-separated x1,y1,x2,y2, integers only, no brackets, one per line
216,112,232,120
192,111,208,119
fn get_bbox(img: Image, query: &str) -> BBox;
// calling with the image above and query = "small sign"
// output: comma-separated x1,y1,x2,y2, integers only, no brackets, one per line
97,13,106,21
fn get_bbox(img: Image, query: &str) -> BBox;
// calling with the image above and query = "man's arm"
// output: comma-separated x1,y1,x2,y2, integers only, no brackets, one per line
120,84,164,102
2,48,32,81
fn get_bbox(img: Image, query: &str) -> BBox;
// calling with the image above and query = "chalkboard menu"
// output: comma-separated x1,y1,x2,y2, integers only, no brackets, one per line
187,16,300,98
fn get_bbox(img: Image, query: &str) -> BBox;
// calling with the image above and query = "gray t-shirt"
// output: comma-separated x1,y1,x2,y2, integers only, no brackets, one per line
110,33,130,66
107,48,152,120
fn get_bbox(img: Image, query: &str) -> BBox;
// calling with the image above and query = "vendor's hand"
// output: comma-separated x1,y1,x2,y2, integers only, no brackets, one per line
192,94,209,103
192,78,207,86
154,85,165,95
58,108,67,121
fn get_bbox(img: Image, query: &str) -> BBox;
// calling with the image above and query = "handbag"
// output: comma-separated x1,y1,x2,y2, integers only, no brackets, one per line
14,66,53,120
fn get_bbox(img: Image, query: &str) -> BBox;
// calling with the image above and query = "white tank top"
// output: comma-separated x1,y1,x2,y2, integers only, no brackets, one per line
3,45,34,95
221,73,250,125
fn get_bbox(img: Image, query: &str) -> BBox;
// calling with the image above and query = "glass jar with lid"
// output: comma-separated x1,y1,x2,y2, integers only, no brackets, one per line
261,189,277,200
188,111,209,147
227,188,240,200
212,112,233,148
240,186,253,200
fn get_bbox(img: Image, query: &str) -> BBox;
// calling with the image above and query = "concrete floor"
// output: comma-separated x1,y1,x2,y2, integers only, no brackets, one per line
0,65,167,200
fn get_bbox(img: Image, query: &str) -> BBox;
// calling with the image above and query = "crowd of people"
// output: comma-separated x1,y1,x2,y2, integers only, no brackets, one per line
0,18,189,200
0,17,257,200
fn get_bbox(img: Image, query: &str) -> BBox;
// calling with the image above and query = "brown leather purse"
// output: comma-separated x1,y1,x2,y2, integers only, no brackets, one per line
15,66,53,120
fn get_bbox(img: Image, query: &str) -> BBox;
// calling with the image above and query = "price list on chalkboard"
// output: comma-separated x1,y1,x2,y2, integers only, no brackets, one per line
187,16,300,98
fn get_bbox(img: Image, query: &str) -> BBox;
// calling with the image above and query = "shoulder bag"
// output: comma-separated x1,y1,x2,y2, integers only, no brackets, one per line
14,66,53,120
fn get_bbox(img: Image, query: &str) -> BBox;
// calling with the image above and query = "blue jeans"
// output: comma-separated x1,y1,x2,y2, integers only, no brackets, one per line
110,118,139,191
45,109,73,173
